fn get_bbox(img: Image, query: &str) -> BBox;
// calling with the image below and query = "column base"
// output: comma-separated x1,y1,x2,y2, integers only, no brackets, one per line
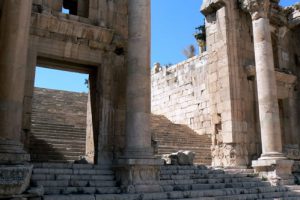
123,147,154,159
252,159,294,186
114,158,164,193
259,152,287,160
0,164,33,196
0,139,30,164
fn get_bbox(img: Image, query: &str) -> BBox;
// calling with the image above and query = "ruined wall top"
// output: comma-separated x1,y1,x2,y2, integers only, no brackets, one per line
239,0,271,20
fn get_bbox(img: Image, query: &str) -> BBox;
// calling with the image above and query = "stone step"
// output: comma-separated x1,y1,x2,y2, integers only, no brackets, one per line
31,128,86,135
30,138,86,145
40,186,299,200
160,173,256,180
31,124,85,132
30,146,85,151
33,163,112,170
32,179,116,188
159,177,264,185
160,169,226,175
32,174,115,181
43,186,121,195
33,168,114,175
160,181,271,192
30,155,82,162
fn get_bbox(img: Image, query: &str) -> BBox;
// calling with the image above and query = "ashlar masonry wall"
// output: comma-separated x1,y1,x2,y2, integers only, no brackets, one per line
151,54,212,136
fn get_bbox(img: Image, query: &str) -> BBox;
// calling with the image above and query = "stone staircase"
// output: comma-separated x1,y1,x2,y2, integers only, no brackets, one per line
30,88,88,162
29,164,300,200
31,163,120,197
30,122,86,162
151,115,212,165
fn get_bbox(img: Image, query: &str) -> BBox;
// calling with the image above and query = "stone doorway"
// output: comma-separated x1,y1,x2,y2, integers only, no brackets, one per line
28,60,98,164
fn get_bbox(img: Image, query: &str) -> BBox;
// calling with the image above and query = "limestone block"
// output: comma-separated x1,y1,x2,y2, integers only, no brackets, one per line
114,158,163,193
0,165,33,196
162,151,195,165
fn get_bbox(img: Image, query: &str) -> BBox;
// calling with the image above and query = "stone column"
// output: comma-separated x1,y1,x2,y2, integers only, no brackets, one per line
0,0,32,164
250,0,284,160
114,0,163,193
240,0,294,185
124,0,152,158
0,0,33,196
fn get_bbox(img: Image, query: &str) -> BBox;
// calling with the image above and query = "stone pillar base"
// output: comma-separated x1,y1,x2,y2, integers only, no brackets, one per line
0,165,33,196
252,159,294,186
114,158,163,193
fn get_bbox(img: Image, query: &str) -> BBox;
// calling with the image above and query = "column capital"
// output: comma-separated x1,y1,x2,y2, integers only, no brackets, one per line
239,0,270,20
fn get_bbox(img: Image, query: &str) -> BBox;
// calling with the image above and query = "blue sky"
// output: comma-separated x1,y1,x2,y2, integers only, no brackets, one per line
35,0,299,92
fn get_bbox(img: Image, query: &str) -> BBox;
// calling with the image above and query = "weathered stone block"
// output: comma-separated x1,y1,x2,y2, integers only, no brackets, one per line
0,165,33,196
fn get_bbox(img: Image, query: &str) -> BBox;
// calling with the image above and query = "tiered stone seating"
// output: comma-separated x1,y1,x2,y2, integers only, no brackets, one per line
31,164,300,200
30,88,88,162
30,122,86,162
151,115,212,165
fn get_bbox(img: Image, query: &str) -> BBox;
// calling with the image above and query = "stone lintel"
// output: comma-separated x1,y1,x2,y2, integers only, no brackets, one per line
252,159,294,186
201,0,226,16
0,165,33,196
114,158,163,194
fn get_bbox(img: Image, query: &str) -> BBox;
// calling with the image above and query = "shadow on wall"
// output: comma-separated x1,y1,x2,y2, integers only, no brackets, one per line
151,114,212,165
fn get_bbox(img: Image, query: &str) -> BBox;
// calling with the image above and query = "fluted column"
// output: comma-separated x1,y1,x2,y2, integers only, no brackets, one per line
0,0,32,163
124,0,152,158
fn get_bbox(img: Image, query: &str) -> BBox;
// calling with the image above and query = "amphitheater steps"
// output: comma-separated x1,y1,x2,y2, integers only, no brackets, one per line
30,121,86,163
30,164,300,200
151,115,212,165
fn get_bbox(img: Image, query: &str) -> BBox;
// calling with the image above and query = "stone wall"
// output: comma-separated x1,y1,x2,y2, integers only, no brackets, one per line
151,54,212,136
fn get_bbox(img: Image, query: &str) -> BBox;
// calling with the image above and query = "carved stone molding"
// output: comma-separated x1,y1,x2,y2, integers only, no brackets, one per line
201,0,226,15
239,0,270,20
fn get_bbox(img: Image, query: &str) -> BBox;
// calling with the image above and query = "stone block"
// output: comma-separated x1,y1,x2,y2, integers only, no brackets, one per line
114,158,163,193
252,159,294,186
0,165,33,196
162,151,195,165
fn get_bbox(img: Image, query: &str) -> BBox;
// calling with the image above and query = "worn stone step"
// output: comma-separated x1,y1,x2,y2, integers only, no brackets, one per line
31,130,86,136
30,138,86,145
32,163,111,170
43,186,120,195
40,186,293,200
32,179,116,188
31,129,86,136
159,177,264,185
160,169,226,176
30,146,85,152
161,181,271,192
30,154,82,161
32,125,85,132
32,174,115,181
33,168,114,175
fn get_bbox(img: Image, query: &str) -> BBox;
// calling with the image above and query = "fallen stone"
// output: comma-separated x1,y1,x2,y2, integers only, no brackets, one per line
162,151,195,165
